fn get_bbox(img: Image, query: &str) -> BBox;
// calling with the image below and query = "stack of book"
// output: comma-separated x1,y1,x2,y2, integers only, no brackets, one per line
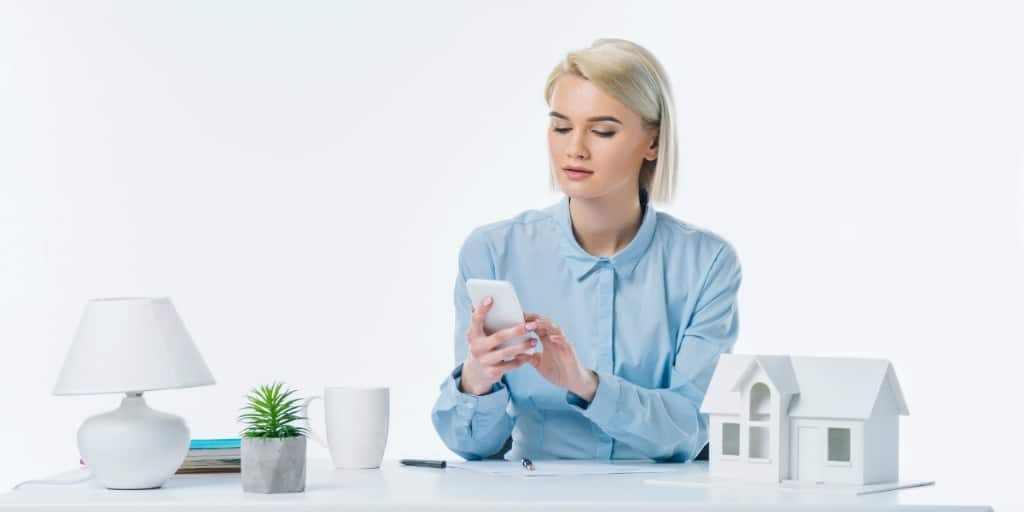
176,438,241,474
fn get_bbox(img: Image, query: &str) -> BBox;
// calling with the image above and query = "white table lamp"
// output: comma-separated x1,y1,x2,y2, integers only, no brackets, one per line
54,297,215,489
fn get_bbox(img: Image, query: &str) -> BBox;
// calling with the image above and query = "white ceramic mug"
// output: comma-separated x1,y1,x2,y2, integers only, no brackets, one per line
301,386,389,469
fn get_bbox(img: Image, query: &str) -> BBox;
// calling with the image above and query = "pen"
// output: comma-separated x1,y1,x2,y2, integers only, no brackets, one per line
400,459,446,469
521,458,534,471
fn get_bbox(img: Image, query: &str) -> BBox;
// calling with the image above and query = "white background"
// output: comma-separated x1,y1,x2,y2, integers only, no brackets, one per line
2,0,1022,508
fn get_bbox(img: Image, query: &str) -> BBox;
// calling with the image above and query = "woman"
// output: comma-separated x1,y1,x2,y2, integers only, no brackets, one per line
431,38,742,462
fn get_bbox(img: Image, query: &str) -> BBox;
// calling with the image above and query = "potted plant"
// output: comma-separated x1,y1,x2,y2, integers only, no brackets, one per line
238,382,308,493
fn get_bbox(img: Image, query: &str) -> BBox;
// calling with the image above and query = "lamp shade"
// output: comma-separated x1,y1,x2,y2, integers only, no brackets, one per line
54,297,215,395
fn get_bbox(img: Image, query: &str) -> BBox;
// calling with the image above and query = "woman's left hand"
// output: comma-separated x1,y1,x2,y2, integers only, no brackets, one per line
524,313,599,402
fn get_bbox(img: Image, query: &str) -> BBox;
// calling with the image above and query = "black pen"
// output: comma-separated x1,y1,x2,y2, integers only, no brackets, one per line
400,459,447,469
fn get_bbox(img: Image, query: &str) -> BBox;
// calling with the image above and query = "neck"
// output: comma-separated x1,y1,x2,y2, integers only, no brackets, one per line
568,187,645,257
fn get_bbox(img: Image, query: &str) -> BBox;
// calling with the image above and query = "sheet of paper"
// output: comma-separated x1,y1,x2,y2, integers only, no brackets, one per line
644,475,935,496
449,460,685,477
795,479,935,496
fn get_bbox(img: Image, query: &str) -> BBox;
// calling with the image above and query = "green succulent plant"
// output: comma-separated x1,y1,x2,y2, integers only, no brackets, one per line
238,382,308,438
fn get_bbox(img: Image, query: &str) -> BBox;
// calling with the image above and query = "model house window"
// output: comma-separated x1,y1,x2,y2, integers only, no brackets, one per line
749,426,769,459
722,422,740,456
827,427,851,462
749,382,771,421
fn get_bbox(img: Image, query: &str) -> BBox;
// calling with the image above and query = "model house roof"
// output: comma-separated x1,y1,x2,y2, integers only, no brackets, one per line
700,354,909,420
728,355,799,395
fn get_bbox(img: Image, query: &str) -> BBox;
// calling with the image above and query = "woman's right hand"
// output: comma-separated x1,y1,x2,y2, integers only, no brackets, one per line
459,296,538,395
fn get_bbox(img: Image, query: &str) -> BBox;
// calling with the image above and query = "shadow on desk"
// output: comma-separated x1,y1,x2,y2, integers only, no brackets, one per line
488,438,710,461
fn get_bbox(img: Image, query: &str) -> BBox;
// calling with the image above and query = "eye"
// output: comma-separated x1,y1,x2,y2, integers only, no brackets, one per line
551,127,616,138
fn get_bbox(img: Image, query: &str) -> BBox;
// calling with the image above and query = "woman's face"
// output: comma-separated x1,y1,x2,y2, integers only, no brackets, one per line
547,73,659,201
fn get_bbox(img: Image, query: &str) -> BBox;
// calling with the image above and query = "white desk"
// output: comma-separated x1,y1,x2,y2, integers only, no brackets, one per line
0,459,992,511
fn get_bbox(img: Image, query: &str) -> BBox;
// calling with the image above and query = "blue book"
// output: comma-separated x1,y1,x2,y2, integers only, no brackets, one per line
189,438,241,450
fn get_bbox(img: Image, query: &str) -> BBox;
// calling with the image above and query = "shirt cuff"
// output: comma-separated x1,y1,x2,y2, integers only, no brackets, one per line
568,370,621,427
452,362,503,394
447,363,510,421
566,389,591,409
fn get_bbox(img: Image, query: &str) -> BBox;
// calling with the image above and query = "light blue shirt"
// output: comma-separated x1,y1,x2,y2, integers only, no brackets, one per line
431,191,742,462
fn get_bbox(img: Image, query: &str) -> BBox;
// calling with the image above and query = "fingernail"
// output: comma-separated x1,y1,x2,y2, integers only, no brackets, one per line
525,321,537,330
483,297,493,306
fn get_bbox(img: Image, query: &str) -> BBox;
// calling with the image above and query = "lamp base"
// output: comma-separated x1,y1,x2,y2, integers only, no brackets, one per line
77,392,190,489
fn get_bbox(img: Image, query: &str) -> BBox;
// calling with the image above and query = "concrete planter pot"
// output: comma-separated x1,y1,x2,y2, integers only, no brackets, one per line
241,436,307,493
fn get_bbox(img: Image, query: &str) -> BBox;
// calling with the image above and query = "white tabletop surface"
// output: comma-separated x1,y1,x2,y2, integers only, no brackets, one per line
0,459,993,511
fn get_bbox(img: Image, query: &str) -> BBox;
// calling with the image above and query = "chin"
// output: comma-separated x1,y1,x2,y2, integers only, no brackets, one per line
559,181,601,200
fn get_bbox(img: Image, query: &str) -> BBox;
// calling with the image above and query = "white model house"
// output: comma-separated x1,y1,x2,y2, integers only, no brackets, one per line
699,354,908,485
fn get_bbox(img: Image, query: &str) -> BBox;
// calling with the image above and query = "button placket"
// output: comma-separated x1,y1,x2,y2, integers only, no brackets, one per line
595,262,614,457
597,263,614,374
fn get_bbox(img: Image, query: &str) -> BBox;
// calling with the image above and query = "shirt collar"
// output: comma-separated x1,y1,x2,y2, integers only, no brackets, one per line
552,188,658,281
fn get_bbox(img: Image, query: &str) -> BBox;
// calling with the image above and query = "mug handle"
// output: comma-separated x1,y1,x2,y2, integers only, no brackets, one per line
300,395,329,448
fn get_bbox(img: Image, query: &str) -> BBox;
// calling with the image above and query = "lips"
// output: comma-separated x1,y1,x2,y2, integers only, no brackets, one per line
562,167,594,181
562,166,593,173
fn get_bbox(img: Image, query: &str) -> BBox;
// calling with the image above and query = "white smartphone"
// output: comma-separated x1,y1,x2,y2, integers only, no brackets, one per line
465,278,537,356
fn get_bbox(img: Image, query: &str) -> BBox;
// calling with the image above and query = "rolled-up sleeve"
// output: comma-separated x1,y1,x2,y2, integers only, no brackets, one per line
430,231,515,460
567,241,742,462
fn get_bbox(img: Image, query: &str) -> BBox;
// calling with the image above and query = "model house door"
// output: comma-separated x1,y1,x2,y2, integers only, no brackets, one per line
797,426,823,482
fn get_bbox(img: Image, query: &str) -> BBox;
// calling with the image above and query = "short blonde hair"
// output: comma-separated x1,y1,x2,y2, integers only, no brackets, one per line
544,38,678,204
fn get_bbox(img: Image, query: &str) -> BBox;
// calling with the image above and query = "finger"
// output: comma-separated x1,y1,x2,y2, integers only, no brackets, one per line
526,314,561,334
533,321,568,349
468,296,494,339
548,331,573,348
480,338,538,366
483,320,537,351
524,352,542,368
547,318,563,334
533,317,560,338
549,337,570,353
487,354,532,378
524,312,540,322
527,314,559,339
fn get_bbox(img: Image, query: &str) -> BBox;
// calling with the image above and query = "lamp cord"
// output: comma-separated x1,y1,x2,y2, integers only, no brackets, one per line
12,469,93,490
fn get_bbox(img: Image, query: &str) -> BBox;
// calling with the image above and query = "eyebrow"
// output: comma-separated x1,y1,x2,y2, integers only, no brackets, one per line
549,111,623,125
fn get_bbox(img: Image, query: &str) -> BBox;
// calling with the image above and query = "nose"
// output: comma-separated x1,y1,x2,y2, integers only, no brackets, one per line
565,130,589,160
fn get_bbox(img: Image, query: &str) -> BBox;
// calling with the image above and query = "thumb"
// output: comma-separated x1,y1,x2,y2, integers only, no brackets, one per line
527,352,542,367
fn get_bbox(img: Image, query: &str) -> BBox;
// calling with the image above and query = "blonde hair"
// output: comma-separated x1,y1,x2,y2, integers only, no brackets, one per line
544,38,678,204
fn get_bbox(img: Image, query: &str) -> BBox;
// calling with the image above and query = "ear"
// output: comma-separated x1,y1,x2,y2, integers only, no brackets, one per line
644,129,660,161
